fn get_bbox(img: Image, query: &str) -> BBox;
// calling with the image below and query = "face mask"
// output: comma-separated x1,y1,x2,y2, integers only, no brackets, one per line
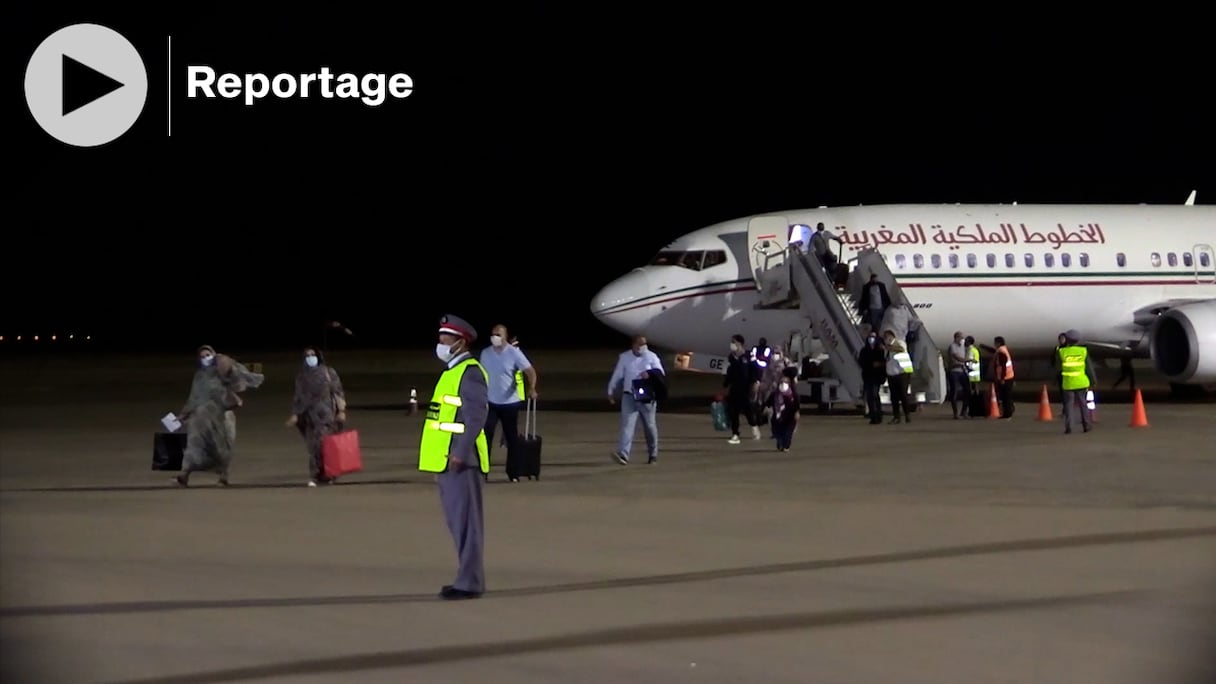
200,356,215,367
779,382,790,393
772,354,782,362
490,335,504,347
305,356,318,368
730,342,739,352
634,344,648,356
867,336,876,345
435,343,453,362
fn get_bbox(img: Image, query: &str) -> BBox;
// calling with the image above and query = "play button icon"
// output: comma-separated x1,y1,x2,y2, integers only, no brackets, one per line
24,23,148,147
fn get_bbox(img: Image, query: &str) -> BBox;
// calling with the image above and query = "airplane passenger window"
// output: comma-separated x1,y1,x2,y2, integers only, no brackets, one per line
1116,252,1126,267
949,254,959,269
913,254,924,269
1184,252,1194,267
986,253,996,268
1167,252,1178,267
931,254,942,269
649,250,704,270
967,253,977,268
1079,253,1090,267
1004,253,1015,268
1061,253,1071,267
1150,252,1162,267
1044,253,1055,267
702,250,727,269
895,254,907,269
1024,254,1033,267
1201,253,1212,267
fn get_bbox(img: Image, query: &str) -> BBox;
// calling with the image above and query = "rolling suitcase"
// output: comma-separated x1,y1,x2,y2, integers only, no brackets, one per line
507,398,542,482
152,432,186,471
321,430,363,480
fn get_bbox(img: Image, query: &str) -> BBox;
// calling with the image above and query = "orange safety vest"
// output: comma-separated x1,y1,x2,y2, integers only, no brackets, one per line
992,345,1014,381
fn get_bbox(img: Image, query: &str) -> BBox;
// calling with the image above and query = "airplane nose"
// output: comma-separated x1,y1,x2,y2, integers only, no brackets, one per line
591,269,651,332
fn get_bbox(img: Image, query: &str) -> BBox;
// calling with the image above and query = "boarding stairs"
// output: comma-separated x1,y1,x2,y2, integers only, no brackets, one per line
747,215,946,409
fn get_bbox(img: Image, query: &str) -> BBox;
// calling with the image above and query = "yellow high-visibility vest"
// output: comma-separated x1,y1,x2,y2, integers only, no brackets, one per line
967,346,981,383
418,358,490,474
1058,345,1091,391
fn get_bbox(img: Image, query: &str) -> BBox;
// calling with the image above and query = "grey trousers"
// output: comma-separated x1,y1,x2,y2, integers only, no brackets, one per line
1062,389,1092,431
437,465,486,593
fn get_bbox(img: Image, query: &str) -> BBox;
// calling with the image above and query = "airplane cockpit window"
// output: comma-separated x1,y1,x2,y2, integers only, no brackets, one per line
895,254,907,269
701,250,727,270
986,253,996,268
1044,253,1055,267
1167,252,1178,267
649,250,705,270
913,254,924,269
1061,253,1072,267
1150,252,1162,268
967,253,977,268
1116,252,1126,267
1184,252,1194,267
949,254,959,269
1004,253,1015,268
1024,253,1034,268
1079,252,1090,267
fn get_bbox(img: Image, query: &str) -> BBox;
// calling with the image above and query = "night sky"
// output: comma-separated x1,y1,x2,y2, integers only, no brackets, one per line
7,9,1213,352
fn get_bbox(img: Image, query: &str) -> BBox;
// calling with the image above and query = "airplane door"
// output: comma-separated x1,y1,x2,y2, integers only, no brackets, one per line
747,216,790,281
1194,244,1215,283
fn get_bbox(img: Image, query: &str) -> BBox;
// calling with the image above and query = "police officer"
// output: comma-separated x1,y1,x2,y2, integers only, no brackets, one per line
420,314,490,599
1058,329,1097,434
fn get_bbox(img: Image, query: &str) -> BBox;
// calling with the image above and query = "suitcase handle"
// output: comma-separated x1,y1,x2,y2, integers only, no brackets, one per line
524,397,537,438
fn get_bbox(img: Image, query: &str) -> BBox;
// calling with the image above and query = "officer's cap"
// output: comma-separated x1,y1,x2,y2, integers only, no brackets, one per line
438,314,477,342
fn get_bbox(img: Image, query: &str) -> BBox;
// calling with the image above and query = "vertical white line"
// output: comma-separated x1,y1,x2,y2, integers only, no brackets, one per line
168,35,172,137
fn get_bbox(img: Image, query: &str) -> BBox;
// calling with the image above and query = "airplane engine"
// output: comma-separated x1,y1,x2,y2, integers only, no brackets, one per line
1149,300,1216,385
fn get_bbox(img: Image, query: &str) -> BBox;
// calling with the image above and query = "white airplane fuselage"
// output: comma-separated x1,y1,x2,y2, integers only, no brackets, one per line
591,204,1216,385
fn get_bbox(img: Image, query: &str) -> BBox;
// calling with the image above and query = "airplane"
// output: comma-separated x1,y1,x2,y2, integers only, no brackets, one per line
590,197,1216,395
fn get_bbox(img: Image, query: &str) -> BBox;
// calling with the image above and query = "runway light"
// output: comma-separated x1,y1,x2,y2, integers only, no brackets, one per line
0,335,4,342
51,335,58,341
16,336,21,341
69,334,74,340
85,335,91,341
33,335,40,342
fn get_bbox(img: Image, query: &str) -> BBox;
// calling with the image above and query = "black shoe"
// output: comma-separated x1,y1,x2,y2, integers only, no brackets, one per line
172,475,188,487
439,586,482,600
1065,428,1072,434
647,457,657,464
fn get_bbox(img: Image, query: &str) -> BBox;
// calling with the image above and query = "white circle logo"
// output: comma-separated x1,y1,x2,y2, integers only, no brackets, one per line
24,23,148,147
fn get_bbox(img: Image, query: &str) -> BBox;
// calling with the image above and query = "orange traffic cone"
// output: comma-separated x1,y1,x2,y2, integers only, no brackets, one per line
1036,384,1053,421
1129,389,1149,428
988,384,1001,419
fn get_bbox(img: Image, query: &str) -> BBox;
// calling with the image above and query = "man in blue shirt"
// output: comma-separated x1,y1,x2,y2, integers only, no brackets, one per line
607,335,665,465
478,324,538,480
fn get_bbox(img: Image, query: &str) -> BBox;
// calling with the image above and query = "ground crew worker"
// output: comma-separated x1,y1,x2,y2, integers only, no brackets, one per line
964,335,982,416
992,336,1015,419
1058,329,1097,434
883,329,914,424
420,314,489,600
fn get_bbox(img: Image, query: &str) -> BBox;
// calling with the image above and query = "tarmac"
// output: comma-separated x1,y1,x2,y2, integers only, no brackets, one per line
2,349,1215,683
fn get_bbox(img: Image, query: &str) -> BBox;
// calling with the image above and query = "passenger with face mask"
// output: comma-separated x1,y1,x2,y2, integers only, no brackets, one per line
857,331,887,424
419,314,490,600
479,324,538,481
765,367,802,452
607,335,665,465
286,347,346,486
172,345,264,487
723,334,760,444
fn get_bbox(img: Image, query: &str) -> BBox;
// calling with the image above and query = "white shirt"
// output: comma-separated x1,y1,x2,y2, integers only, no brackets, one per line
608,348,665,396
948,341,968,368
